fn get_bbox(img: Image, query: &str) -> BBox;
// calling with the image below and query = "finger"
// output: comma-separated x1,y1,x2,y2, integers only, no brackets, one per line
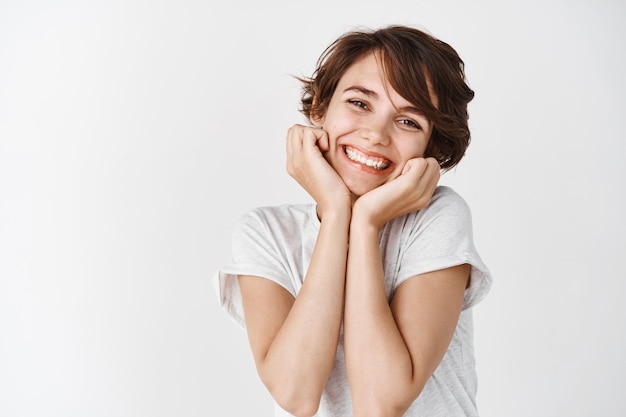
315,129,329,152
420,158,441,198
301,125,325,146
402,157,428,177
424,158,441,183
286,125,307,173
300,127,329,160
410,157,440,182
403,158,439,200
286,126,297,167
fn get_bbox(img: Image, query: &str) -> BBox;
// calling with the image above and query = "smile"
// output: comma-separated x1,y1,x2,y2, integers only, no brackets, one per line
344,146,391,170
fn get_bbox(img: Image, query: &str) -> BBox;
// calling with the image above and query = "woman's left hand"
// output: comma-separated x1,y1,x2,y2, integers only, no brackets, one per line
352,157,440,229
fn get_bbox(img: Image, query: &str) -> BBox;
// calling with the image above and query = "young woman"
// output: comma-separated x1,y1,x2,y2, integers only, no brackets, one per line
215,25,492,417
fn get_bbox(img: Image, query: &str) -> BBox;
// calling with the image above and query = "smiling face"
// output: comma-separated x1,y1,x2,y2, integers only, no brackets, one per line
312,52,435,197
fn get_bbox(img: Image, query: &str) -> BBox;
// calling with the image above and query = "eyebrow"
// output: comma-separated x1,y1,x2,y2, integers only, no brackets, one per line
344,85,378,98
343,85,427,117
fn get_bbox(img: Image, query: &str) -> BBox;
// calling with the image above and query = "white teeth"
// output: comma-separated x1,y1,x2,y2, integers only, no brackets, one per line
345,147,390,170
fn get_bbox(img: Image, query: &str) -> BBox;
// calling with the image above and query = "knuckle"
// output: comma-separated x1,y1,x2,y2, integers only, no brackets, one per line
417,195,431,207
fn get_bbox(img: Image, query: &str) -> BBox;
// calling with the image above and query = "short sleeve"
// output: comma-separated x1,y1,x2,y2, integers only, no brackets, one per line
394,186,492,310
213,208,299,329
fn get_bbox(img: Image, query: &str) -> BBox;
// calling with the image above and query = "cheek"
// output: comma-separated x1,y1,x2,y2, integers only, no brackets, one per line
323,103,359,130
324,113,351,132
399,138,429,159
324,119,353,147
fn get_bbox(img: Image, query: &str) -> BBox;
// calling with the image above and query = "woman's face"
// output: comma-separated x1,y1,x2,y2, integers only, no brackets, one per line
313,52,434,197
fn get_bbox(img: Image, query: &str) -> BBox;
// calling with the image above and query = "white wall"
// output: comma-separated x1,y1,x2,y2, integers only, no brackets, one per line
1,0,624,416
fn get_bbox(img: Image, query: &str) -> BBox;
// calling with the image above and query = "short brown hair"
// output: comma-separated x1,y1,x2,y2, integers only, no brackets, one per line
299,25,474,170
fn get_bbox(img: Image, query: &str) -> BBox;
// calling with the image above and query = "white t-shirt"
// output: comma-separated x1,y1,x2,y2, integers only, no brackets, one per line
214,186,492,416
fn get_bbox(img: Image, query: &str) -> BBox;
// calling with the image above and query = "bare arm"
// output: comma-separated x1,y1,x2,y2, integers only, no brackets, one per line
238,209,349,416
344,226,468,416
237,125,352,417
343,157,468,416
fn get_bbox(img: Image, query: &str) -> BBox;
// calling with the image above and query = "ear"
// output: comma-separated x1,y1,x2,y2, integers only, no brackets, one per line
310,97,324,127
310,113,324,127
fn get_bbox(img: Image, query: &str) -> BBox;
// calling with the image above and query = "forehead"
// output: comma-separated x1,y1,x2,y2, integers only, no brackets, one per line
335,52,425,107
337,51,439,109
337,52,387,86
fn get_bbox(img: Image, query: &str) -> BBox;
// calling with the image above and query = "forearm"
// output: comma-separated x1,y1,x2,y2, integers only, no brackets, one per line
344,222,417,416
259,209,350,413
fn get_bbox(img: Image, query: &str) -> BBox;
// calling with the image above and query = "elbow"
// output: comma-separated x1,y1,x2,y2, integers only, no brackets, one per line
275,396,320,417
354,401,408,417
354,401,411,417
278,403,319,417
270,385,321,417
354,386,425,417
256,362,325,416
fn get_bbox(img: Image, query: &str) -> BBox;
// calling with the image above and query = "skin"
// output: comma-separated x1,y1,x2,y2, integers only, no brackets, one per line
238,52,470,417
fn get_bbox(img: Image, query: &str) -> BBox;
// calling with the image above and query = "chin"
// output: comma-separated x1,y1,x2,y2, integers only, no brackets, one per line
345,182,379,198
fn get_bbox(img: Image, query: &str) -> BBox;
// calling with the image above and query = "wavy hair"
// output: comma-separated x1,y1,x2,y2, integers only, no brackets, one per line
298,25,475,170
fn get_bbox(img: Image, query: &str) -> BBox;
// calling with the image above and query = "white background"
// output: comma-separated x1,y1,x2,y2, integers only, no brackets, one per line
1,0,625,416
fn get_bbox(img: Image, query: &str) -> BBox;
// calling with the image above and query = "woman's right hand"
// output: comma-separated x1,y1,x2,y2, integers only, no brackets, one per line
286,124,352,217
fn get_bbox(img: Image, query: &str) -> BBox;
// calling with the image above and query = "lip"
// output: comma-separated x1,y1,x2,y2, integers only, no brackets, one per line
340,144,395,173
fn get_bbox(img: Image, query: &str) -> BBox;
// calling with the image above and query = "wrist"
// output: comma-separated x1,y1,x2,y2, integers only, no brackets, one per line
316,201,352,225
351,200,386,232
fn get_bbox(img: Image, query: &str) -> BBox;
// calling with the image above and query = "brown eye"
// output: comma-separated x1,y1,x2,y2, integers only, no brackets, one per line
399,119,422,130
348,99,368,109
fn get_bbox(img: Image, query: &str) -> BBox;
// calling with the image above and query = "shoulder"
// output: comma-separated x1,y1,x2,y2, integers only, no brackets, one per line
238,204,315,228
233,203,317,244
383,186,473,246
427,186,470,214
402,186,471,226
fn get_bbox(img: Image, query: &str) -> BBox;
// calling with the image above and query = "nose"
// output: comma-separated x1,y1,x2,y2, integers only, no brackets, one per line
360,119,391,146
